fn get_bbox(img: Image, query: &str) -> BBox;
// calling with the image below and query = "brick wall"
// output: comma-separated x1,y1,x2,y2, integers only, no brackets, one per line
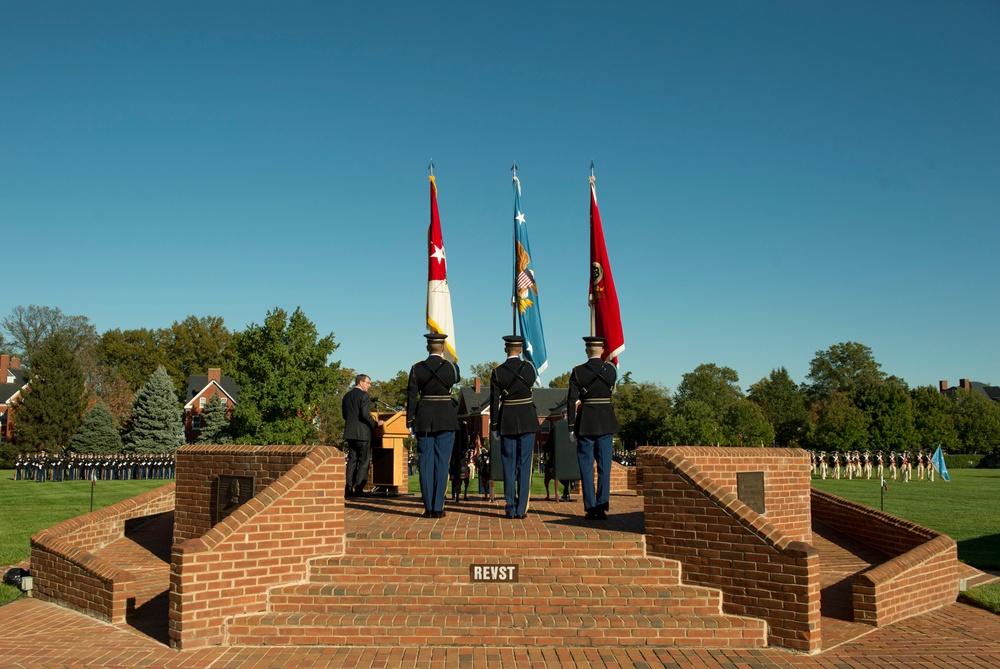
173,444,319,544
29,483,175,624
639,446,821,653
169,445,345,650
811,488,958,626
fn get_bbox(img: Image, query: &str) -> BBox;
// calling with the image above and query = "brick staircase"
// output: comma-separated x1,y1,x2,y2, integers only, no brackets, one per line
226,529,767,648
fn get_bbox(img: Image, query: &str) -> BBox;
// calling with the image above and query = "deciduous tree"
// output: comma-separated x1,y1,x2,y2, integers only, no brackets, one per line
806,341,884,401
910,386,960,450
722,399,775,446
2,305,98,365
466,362,500,387
667,400,722,446
228,307,343,445
674,363,744,421
951,388,1000,455
854,379,915,451
748,367,808,446
807,391,870,452
612,377,672,448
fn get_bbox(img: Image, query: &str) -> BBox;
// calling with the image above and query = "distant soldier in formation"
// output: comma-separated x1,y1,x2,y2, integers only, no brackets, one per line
863,451,872,480
833,451,842,479
916,451,925,481
889,451,898,481
902,451,911,483
819,452,828,479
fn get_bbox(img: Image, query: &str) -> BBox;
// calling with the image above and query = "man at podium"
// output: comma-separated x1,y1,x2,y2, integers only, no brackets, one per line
342,374,384,497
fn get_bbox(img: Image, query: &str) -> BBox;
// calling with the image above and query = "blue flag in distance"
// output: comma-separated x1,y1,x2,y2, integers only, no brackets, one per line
931,445,950,482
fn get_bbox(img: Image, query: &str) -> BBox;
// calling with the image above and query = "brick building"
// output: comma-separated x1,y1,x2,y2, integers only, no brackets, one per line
0,355,27,442
183,368,238,443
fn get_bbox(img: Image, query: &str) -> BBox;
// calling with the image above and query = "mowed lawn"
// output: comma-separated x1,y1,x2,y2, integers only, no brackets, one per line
811,468,1000,570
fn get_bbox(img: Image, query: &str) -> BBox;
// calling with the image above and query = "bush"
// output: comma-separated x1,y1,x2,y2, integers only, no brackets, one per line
943,454,984,469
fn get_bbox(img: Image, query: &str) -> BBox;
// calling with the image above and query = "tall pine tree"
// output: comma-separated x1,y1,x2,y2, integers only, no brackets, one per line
13,334,86,451
70,402,123,453
126,366,183,453
196,394,232,444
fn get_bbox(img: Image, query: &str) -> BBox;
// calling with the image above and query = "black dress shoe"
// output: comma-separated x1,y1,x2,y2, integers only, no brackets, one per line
504,513,515,519
422,510,434,518
434,510,447,518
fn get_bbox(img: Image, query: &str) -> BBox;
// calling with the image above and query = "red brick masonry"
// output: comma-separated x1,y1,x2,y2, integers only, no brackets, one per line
811,488,958,626
639,446,821,653
169,444,345,650
30,483,175,624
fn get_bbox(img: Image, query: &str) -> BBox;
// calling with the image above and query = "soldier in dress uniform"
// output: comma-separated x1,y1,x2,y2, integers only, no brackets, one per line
489,335,538,520
406,333,461,519
567,336,619,521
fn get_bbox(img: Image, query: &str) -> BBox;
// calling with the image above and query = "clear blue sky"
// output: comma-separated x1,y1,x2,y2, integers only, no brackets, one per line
3,2,998,393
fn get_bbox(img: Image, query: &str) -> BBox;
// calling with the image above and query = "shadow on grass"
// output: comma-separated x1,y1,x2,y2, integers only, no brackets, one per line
958,533,1000,571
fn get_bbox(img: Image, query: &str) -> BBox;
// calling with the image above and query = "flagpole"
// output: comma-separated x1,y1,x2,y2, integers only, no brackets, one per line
589,161,596,337
511,160,519,337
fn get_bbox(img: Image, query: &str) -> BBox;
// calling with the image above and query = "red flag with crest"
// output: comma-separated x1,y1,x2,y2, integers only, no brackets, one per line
589,176,624,363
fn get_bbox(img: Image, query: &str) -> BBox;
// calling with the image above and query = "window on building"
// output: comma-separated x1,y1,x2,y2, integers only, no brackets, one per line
199,397,206,408
192,415,202,430
220,397,228,408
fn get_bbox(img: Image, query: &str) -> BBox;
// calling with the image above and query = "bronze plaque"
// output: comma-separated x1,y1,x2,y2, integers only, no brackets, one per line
736,471,766,515
215,475,255,524
470,565,520,582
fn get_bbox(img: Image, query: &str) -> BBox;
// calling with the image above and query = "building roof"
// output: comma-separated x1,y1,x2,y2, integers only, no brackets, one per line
942,380,1000,402
186,374,240,405
0,368,27,405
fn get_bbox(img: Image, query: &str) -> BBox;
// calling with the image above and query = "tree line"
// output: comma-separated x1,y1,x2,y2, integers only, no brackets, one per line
3,306,998,465
0,305,351,466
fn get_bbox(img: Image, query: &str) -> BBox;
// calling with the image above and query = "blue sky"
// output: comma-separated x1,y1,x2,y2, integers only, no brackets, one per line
3,2,998,393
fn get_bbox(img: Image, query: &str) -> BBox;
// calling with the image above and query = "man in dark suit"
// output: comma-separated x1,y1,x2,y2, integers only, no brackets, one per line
567,336,619,520
489,335,538,519
406,334,461,518
342,374,383,497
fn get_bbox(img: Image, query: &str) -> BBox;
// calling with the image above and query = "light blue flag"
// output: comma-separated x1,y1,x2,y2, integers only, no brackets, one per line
931,445,950,482
512,173,548,382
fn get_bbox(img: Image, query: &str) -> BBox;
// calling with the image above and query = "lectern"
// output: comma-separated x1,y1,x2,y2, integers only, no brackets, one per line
370,410,409,495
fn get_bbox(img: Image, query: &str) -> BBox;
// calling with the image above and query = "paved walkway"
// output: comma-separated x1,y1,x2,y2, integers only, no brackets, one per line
1,491,998,668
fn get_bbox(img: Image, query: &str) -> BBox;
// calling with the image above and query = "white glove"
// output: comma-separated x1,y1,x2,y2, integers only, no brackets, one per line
408,428,415,438
568,432,577,443
491,431,500,442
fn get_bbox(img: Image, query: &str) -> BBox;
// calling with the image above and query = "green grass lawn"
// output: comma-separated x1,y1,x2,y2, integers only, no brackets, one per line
811,469,1000,570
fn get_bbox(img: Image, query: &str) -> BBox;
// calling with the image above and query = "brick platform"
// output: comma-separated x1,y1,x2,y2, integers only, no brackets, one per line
2,489,1000,668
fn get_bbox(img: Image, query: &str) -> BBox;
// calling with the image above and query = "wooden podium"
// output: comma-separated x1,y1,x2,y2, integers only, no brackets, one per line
370,410,409,495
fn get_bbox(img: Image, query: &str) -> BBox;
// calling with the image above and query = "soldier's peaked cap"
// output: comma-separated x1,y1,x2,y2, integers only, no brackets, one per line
503,335,526,345
424,333,448,342
583,336,606,345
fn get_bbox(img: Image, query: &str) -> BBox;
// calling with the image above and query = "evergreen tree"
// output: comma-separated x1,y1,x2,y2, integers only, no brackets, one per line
70,402,123,453
196,394,232,444
126,366,183,453
13,334,86,451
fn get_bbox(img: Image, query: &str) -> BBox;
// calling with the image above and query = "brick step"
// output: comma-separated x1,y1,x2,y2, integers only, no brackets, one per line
342,535,648,559
226,611,767,648
309,555,681,586
269,581,723,616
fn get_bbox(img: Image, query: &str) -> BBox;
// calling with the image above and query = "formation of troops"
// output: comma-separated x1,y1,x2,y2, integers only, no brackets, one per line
13,451,176,482
809,450,942,482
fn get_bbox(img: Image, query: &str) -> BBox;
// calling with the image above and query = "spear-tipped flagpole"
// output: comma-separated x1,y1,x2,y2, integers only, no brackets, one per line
428,159,434,176
511,160,519,336
589,161,596,336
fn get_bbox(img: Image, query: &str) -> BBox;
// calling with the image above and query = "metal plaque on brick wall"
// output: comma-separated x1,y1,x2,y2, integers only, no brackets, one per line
214,475,255,524
736,471,766,515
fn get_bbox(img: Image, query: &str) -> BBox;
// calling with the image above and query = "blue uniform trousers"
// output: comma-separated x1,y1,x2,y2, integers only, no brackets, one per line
501,433,535,517
417,430,455,513
576,433,613,513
